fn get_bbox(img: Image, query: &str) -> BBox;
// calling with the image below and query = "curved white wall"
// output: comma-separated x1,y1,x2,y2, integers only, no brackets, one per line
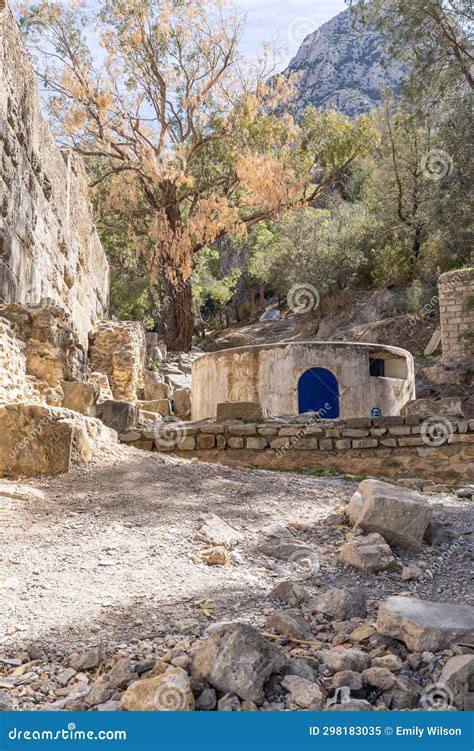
192,341,415,421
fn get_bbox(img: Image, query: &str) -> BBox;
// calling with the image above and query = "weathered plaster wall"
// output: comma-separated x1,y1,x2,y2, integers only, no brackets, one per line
192,342,415,420
439,268,474,364
0,2,109,348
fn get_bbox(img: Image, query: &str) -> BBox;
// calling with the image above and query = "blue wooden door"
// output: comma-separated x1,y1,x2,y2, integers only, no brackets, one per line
298,368,339,418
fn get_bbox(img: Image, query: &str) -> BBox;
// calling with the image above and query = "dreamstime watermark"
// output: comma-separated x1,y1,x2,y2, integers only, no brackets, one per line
287,547,321,580
287,17,320,46
287,283,320,315
153,682,189,710
8,415,51,461
421,416,454,447
420,682,454,710
153,420,190,449
408,269,466,327
420,148,453,181
275,402,331,459
8,722,127,742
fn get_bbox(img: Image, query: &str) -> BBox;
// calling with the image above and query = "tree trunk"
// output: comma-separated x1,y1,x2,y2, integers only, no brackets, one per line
163,273,194,351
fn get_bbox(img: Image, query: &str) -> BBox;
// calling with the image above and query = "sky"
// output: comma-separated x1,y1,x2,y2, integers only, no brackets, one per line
235,0,347,67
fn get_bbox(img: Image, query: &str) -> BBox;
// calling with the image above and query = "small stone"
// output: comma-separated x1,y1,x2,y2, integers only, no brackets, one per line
196,513,243,548
350,625,376,643
340,533,394,573
265,610,313,641
401,564,423,581
362,667,396,691
327,699,374,711
84,675,112,707
69,647,101,672
311,587,367,620
438,655,474,710
195,688,217,711
217,692,241,711
383,676,420,709
56,668,76,686
0,690,13,710
371,655,403,673
269,580,307,607
109,658,134,690
332,671,363,691
281,675,324,709
320,648,371,674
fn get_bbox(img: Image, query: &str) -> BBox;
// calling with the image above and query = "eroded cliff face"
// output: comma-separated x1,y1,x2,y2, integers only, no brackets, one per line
0,2,109,348
286,7,406,118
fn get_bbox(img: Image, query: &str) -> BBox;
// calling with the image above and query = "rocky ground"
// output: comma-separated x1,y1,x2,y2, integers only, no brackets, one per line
0,448,472,711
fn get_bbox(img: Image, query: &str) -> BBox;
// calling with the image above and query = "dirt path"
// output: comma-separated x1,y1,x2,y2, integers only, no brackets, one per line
1,447,472,660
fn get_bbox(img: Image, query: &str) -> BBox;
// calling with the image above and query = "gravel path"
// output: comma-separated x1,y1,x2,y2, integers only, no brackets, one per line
1,447,472,659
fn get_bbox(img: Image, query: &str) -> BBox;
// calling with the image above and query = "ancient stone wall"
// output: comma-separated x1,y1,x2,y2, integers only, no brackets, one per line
0,3,109,348
89,321,146,402
438,268,474,364
124,414,474,484
0,316,38,403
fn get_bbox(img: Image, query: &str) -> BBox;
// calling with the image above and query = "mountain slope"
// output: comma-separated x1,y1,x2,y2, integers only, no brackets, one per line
286,6,406,118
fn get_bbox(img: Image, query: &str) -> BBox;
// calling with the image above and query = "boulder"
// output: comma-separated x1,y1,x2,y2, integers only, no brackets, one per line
353,479,432,550
438,655,474,710
310,587,367,620
216,401,267,422
362,667,396,691
143,370,171,401
319,648,371,674
61,381,99,416
191,623,285,704
281,675,324,709
345,491,364,525
173,388,192,419
137,399,171,416
265,610,314,640
340,533,394,573
121,667,194,711
269,580,307,607
377,596,474,651
99,399,138,434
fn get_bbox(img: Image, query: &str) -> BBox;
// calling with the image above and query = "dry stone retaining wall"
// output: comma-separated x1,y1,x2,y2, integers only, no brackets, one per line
123,415,474,484
438,268,474,364
0,3,109,348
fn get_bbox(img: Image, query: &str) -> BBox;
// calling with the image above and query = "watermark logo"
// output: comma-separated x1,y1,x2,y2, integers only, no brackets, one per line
421,416,454,447
154,683,188,710
421,149,453,181
287,17,320,46
154,421,189,449
287,283,320,315
420,682,454,710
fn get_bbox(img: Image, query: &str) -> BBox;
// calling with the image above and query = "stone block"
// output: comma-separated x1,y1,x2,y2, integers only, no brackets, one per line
89,321,146,402
99,399,138,434
137,399,171,416
335,439,351,450
216,401,267,422
319,438,333,450
143,370,170,401
246,437,268,450
227,436,244,449
197,433,216,449
352,438,378,449
61,381,99,416
401,397,463,417
173,387,191,419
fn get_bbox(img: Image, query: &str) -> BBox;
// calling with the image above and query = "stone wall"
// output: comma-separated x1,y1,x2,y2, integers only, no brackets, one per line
89,321,146,402
438,268,474,364
0,316,38,403
0,2,109,348
123,414,474,484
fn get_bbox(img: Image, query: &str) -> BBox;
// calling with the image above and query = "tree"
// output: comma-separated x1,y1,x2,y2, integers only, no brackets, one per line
22,0,376,349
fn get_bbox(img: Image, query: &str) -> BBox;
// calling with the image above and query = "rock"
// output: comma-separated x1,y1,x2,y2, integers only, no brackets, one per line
196,513,243,548
401,564,423,581
259,539,313,562
332,670,363,691
327,699,374,711
354,479,432,550
362,667,396,690
281,675,324,709
173,388,192,420
191,623,285,704
324,512,347,526
121,667,195,711
84,675,112,706
265,610,314,640
269,580,307,607
109,658,134,690
137,399,171,416
345,491,364,524
99,399,138,434
377,596,474,651
371,655,403,673
311,587,367,620
350,625,376,643
143,370,170,401
89,321,146,402
69,647,101,671
383,676,421,709
216,401,267,422
195,688,217,711
56,667,77,686
320,648,371,674
217,692,241,711
61,381,99,416
281,659,317,682
340,533,394,573
401,397,462,417
423,520,453,546
240,700,259,711
438,655,474,710
0,689,13,710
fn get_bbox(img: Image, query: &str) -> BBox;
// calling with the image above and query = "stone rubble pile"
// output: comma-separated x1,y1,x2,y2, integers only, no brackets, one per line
1,479,472,711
